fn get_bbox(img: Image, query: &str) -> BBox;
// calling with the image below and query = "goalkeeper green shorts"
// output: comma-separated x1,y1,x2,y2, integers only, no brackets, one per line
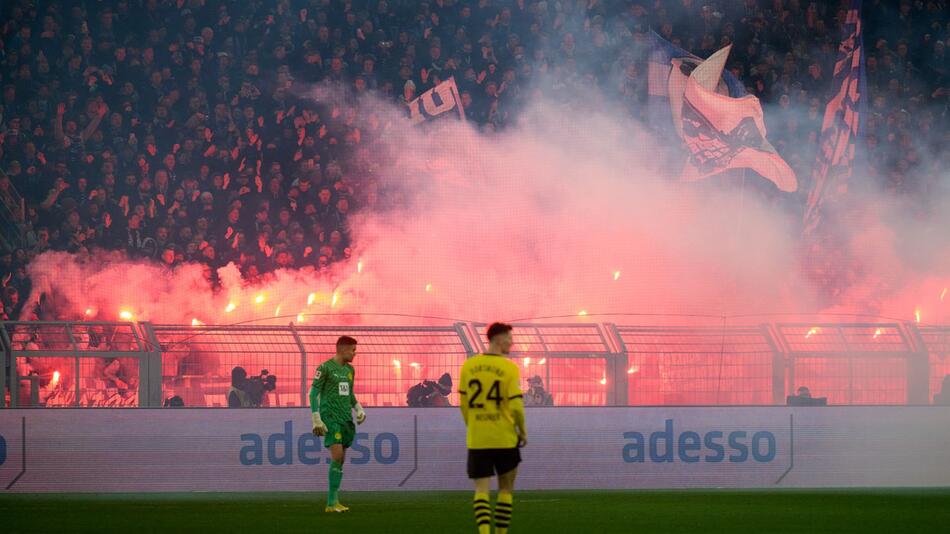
324,420,356,449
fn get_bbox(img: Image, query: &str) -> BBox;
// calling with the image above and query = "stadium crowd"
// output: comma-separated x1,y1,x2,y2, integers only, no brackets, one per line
0,0,948,322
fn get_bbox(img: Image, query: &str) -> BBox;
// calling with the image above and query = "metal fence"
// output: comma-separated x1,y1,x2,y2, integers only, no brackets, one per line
772,323,926,405
611,324,777,405
917,325,950,403
0,321,158,408
2,319,946,408
146,323,474,408
470,323,621,405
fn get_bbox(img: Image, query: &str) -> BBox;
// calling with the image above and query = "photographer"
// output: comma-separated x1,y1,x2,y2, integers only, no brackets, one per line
227,367,253,408
407,373,453,407
227,366,277,408
524,375,554,407
787,385,827,406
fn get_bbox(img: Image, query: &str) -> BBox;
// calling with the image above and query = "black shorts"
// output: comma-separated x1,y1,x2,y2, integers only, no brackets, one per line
467,448,521,479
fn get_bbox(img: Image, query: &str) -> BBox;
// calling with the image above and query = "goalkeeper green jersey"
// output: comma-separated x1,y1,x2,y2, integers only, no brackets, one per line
309,358,356,423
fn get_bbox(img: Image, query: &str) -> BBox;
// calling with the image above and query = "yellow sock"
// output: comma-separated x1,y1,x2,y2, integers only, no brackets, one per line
473,492,491,534
495,492,513,533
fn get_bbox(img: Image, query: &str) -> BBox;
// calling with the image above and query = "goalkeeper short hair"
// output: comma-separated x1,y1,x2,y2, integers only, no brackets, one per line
336,335,358,348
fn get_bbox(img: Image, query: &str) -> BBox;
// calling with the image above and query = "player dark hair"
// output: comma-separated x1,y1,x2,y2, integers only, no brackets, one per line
336,335,358,348
486,322,513,342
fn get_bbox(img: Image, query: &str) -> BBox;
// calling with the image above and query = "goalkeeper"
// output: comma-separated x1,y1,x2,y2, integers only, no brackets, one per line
309,335,366,513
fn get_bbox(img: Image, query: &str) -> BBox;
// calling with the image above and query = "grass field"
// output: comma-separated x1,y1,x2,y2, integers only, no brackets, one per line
3,489,949,533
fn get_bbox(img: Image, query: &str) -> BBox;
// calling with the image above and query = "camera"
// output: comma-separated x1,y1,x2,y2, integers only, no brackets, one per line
245,369,277,406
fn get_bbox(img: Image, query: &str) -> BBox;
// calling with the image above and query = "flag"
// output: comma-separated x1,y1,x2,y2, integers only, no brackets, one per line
803,0,866,232
408,77,465,125
646,31,745,140
679,46,798,192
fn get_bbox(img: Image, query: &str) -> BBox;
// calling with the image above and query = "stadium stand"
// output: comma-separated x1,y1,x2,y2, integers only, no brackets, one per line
1,0,948,324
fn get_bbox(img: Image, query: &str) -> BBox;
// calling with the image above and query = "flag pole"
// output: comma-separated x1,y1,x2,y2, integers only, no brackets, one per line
451,77,466,122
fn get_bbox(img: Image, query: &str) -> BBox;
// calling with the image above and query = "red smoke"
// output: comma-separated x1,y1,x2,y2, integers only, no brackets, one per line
23,98,950,327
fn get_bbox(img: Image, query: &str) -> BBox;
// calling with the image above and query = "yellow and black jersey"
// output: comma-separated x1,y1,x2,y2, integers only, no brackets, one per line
459,353,525,449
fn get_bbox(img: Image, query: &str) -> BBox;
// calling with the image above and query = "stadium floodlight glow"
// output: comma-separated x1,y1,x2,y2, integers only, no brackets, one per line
118,310,134,321
225,302,237,313
613,270,621,281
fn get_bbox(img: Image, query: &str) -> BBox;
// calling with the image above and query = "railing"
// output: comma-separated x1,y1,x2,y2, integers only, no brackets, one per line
470,323,622,405
772,323,926,405
610,324,778,405
916,325,950,403
0,321,158,408
148,323,473,408
1,319,945,408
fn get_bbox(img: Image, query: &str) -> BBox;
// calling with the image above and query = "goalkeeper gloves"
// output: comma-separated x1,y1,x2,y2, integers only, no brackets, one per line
354,402,366,425
311,411,328,436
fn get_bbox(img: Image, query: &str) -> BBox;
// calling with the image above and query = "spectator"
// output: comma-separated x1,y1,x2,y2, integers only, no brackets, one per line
95,357,134,392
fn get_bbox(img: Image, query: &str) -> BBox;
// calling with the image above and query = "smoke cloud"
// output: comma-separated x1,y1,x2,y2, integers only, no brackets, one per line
23,80,950,328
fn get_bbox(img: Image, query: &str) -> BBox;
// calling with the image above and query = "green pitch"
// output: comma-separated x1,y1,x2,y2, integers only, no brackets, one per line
2,490,948,533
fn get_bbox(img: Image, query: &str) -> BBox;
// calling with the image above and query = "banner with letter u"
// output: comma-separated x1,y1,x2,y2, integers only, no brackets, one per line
408,77,465,125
